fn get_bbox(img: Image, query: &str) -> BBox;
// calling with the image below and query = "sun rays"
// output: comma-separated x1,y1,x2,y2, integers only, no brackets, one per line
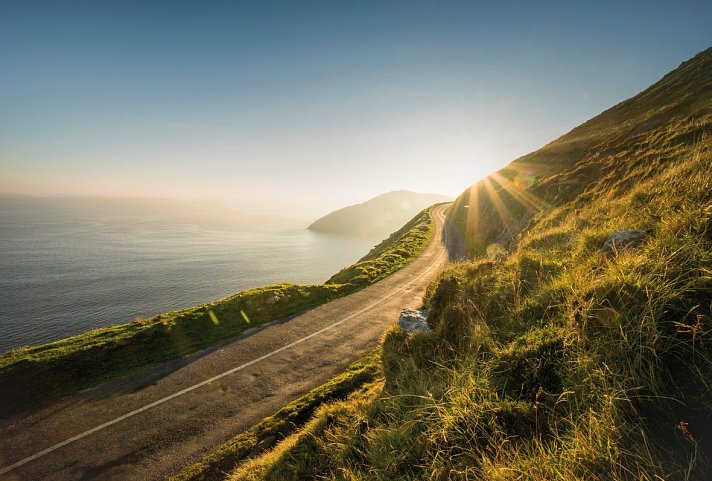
461,166,550,252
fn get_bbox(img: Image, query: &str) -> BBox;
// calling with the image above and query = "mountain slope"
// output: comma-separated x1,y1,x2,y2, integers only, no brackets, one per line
221,48,712,481
450,47,712,255
308,190,450,237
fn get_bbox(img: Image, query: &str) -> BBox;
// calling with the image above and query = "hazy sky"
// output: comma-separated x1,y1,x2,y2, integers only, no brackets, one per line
1,1,711,217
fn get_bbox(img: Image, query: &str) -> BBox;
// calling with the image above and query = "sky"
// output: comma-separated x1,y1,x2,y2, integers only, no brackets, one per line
1,1,711,218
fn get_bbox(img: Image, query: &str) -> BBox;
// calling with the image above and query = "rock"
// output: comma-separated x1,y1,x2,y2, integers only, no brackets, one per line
603,230,647,255
266,295,280,305
399,308,431,333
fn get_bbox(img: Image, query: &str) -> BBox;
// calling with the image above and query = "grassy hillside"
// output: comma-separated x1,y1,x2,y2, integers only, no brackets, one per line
450,47,712,256
309,190,450,237
219,48,712,480
0,206,436,413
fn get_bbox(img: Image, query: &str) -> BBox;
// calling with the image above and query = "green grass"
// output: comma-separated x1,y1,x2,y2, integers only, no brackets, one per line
0,206,436,411
215,48,712,481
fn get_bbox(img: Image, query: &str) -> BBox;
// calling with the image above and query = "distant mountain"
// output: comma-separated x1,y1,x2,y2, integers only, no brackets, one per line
308,190,451,237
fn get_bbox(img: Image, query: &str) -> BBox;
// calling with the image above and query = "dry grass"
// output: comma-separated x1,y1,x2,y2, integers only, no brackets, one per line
219,48,712,481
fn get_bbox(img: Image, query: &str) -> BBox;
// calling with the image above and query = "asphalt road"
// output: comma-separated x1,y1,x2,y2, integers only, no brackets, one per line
0,204,451,481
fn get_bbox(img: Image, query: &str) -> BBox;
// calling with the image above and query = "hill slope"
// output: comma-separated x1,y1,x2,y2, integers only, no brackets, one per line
450,47,712,255
221,48,712,481
308,190,450,237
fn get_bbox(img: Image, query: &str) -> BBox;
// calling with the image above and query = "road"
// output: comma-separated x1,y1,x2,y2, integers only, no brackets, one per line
0,204,451,481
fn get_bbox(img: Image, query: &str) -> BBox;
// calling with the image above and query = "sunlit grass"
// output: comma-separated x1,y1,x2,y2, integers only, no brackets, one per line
217,49,712,480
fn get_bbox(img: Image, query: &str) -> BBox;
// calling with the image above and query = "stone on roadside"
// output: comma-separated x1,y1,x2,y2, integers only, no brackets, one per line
398,308,431,333
603,229,647,255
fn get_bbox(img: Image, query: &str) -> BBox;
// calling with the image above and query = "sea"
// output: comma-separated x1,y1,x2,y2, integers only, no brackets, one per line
0,197,381,354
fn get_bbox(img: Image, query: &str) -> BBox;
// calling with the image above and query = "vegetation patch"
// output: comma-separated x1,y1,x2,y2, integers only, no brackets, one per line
493,326,569,402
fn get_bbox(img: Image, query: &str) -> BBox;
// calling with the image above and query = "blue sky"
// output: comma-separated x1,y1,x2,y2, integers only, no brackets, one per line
1,1,711,217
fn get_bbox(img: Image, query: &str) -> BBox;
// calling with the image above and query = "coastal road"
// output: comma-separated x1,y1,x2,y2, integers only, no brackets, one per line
0,204,451,481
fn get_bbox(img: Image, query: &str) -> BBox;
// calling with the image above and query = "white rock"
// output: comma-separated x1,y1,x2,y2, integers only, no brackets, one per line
398,308,431,333
603,230,647,255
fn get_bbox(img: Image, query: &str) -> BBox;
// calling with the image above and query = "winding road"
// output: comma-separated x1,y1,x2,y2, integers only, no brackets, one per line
0,204,451,481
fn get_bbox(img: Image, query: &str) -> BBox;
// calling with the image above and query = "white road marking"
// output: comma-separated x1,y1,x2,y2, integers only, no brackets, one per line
0,207,448,475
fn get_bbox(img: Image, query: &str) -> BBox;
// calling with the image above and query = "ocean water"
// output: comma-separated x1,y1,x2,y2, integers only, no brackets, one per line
0,198,380,353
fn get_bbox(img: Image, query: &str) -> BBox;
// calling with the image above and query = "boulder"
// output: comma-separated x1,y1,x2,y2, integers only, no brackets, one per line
265,295,280,305
603,230,647,255
398,308,431,333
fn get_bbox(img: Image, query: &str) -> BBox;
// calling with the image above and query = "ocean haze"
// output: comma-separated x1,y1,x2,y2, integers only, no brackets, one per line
0,196,383,353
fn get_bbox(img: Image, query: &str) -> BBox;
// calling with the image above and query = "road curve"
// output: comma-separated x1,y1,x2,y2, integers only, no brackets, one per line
0,204,451,481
